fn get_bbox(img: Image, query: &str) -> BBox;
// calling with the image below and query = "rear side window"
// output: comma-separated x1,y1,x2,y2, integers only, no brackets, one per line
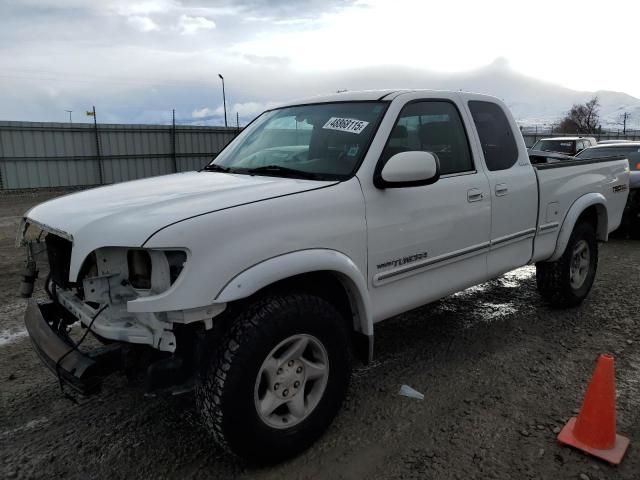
468,101,519,171
380,101,473,175
535,140,575,154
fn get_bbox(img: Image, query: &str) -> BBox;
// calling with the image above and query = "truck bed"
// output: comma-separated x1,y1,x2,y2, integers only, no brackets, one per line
532,155,630,262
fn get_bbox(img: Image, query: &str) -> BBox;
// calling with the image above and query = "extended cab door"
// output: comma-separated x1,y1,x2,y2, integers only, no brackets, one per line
359,94,492,322
466,99,538,277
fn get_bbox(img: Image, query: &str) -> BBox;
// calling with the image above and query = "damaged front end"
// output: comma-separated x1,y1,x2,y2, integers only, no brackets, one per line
18,219,225,395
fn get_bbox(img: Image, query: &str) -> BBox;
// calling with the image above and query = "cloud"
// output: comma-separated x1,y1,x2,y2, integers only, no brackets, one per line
229,101,282,117
110,0,179,16
178,14,216,35
1,0,639,127
192,101,280,121
127,15,160,32
191,107,215,118
242,54,290,68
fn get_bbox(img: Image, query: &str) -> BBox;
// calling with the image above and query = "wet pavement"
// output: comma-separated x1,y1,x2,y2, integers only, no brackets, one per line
1,190,639,479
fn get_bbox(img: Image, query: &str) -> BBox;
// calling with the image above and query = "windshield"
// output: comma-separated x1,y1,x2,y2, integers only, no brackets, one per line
576,145,640,159
531,139,575,154
207,102,387,180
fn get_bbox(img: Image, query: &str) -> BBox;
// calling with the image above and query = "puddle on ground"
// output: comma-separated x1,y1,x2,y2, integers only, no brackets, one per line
474,302,518,322
442,266,536,327
0,327,28,347
451,284,487,298
0,417,49,438
500,265,536,285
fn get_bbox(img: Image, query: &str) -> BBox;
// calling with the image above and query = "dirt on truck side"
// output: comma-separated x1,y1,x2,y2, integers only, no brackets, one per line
1,189,639,480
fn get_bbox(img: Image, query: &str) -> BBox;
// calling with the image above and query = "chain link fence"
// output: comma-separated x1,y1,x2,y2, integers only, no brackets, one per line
519,126,640,147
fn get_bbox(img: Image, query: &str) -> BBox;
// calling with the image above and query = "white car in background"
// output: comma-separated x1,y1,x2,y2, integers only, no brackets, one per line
530,136,597,155
598,139,636,145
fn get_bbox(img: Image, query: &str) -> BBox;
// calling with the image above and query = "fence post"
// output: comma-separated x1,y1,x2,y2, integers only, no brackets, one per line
172,109,178,173
91,106,104,184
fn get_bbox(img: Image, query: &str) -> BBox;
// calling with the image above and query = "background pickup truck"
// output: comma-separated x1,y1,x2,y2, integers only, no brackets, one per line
18,90,630,462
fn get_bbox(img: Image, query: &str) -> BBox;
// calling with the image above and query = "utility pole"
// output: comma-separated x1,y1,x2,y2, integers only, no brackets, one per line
218,73,228,128
64,110,73,124
621,112,630,135
86,106,103,184
172,109,177,172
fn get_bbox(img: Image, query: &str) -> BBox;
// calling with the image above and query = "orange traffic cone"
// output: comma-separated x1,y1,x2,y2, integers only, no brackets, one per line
557,353,630,465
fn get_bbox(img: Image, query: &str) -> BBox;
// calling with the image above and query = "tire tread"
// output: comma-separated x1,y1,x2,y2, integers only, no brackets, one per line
196,293,350,460
536,221,598,308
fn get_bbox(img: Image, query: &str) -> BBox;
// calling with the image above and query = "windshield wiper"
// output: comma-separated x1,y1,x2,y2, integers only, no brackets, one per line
242,165,323,180
202,164,233,173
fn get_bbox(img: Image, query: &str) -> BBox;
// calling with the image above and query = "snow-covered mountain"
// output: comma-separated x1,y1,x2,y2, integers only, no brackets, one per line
313,59,640,130
59,58,636,129
448,60,640,129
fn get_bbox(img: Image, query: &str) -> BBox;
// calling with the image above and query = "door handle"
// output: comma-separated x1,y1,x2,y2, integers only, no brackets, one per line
495,183,509,196
467,188,484,202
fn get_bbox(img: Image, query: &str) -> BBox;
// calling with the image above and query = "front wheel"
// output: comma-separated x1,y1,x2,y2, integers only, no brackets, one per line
536,221,598,308
196,293,351,463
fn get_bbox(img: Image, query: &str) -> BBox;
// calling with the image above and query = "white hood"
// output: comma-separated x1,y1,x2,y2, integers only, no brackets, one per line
25,171,333,248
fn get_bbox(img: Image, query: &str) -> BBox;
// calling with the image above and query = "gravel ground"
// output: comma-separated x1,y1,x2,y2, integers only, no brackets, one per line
1,190,639,480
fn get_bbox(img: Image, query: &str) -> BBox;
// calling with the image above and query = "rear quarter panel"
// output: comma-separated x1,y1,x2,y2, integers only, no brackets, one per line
532,158,630,262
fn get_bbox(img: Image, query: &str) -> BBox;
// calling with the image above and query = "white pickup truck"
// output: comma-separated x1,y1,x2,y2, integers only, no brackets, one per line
18,90,630,462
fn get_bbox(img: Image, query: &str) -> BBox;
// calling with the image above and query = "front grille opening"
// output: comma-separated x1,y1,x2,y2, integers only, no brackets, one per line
45,233,73,288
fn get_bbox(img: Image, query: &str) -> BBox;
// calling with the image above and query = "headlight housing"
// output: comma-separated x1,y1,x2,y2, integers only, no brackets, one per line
127,249,187,291
127,250,152,289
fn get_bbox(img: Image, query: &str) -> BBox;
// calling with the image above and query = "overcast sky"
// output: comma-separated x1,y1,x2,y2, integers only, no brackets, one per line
1,0,638,125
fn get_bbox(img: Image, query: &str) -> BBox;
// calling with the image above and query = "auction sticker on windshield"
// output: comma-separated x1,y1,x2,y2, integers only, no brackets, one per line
323,117,370,134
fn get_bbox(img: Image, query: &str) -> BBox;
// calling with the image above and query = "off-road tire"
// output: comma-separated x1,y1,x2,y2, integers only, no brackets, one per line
621,190,640,240
196,293,351,463
536,221,598,308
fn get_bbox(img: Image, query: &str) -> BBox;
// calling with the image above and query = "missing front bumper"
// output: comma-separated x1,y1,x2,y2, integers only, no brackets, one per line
24,300,122,395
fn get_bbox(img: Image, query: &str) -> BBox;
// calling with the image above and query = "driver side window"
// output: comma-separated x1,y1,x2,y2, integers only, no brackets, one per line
380,101,474,175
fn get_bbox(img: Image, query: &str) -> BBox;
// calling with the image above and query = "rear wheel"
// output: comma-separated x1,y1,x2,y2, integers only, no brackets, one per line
196,293,351,463
536,221,598,308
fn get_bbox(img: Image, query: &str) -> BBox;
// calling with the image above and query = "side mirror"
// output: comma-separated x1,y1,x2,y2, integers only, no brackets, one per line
376,151,440,189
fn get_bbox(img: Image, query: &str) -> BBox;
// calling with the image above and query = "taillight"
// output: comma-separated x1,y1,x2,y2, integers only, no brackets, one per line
635,162,640,171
